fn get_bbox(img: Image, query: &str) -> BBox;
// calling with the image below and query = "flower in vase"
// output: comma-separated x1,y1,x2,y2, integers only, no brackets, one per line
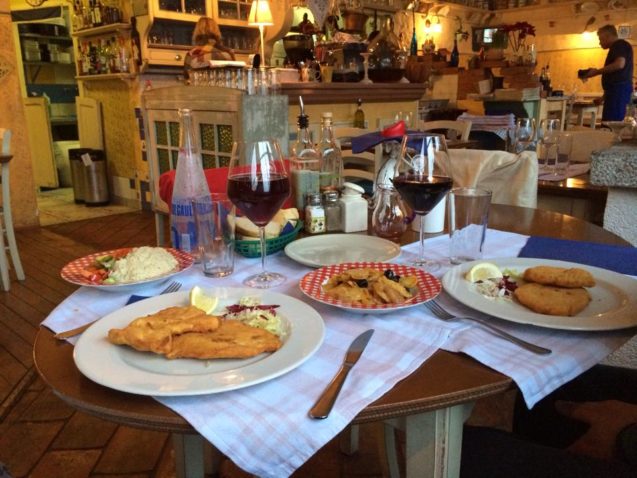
502,22,536,54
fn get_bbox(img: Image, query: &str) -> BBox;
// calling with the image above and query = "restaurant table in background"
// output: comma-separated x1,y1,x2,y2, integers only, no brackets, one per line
34,205,634,478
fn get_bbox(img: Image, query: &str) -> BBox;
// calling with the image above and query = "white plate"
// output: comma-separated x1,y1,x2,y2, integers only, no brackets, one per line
581,1,600,13
442,258,637,331
73,288,325,396
284,234,401,268
61,247,194,293
300,262,441,314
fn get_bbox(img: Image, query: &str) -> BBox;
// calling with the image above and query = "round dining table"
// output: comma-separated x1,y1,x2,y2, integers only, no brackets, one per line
33,205,631,478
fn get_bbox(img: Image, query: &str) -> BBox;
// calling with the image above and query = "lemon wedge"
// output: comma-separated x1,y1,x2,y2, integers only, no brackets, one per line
465,262,503,283
189,286,218,314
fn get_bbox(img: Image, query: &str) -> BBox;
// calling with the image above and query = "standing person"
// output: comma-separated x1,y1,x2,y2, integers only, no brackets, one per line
184,17,235,82
582,24,634,121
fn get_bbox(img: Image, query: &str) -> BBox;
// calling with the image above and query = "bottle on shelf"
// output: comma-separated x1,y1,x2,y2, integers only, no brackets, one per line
93,0,103,27
170,108,212,258
290,100,320,215
130,17,142,73
317,112,343,192
118,36,130,73
450,38,459,67
353,98,365,128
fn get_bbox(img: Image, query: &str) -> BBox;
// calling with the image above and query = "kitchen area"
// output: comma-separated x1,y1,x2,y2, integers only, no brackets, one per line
4,0,637,229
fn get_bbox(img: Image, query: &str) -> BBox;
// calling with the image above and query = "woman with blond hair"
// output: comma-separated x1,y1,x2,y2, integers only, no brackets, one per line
184,17,235,81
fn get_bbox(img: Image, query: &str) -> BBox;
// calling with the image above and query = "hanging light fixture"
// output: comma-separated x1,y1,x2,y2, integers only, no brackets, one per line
432,14,442,33
248,0,274,67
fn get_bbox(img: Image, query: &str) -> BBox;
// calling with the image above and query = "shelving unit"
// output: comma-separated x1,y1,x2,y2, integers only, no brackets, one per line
72,23,132,38
75,73,136,81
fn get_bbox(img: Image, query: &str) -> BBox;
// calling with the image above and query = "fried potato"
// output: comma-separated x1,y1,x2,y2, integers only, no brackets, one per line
107,306,221,354
166,320,281,359
325,282,376,305
514,283,591,316
523,266,595,289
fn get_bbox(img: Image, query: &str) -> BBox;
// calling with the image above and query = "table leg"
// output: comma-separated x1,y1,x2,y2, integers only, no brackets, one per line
384,402,475,478
172,434,222,478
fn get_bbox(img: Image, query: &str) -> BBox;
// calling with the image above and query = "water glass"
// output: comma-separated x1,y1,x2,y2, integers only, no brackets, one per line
538,119,561,171
513,117,536,153
448,188,492,264
195,193,235,277
555,132,573,176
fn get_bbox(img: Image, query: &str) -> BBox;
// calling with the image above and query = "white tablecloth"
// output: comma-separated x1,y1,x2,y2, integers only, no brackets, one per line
42,229,631,477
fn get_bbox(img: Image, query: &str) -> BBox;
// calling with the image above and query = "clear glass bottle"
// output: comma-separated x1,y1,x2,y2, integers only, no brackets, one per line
323,190,342,232
353,98,365,128
305,193,326,234
317,112,343,192
290,107,320,215
372,185,407,242
170,108,212,259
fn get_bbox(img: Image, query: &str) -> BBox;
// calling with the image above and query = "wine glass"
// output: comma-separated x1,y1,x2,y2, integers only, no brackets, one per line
513,117,536,153
537,119,560,173
392,132,452,271
227,139,290,288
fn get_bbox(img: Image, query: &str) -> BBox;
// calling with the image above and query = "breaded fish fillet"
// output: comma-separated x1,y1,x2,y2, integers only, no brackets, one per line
108,306,221,354
523,266,595,288
514,283,591,316
166,320,281,359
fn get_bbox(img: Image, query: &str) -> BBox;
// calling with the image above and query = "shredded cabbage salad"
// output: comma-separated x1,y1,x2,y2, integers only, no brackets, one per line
223,296,286,337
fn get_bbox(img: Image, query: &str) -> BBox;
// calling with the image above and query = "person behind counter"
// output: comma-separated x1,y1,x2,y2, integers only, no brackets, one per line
184,17,236,81
581,24,634,121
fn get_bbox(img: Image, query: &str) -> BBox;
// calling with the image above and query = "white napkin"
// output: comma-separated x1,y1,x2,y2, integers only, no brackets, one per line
407,229,631,408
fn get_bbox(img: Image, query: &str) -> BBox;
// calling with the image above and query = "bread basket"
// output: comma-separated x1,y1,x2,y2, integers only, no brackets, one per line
234,221,303,258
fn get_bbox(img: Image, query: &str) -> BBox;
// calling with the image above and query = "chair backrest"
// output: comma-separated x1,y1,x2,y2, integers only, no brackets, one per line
564,130,616,163
0,128,10,155
418,120,472,141
333,126,381,183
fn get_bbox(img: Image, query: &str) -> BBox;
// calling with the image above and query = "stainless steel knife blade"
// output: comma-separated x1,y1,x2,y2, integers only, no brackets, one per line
309,329,374,419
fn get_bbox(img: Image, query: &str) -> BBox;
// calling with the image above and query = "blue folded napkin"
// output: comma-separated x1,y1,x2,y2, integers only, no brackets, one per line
351,131,401,154
518,236,637,275
127,295,148,305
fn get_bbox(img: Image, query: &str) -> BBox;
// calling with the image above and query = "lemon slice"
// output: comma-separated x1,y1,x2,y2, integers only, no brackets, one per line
465,262,503,283
189,286,218,314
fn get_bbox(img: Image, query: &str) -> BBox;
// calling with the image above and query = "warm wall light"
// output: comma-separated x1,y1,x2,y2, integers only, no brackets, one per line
248,0,274,67
432,15,442,33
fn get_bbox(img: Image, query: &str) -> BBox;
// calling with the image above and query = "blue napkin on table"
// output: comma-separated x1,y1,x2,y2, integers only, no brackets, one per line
127,295,148,305
518,236,637,275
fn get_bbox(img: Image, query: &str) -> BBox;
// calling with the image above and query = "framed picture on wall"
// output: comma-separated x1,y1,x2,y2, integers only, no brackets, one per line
618,25,631,39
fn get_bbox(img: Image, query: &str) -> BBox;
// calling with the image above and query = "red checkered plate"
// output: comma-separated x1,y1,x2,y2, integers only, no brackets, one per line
60,247,194,293
299,262,441,313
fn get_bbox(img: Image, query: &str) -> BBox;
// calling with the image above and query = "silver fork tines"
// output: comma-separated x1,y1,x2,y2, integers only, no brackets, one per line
161,281,182,294
424,300,552,355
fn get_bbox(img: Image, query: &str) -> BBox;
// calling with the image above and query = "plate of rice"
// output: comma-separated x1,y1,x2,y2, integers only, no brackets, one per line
61,246,194,292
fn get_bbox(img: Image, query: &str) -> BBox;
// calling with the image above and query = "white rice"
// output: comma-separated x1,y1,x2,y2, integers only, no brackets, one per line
109,247,178,283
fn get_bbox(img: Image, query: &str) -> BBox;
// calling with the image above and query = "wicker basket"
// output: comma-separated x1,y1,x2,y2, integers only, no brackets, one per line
234,221,303,258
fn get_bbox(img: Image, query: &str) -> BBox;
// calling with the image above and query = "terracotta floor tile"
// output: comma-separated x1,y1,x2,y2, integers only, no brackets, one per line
30,449,101,478
19,388,75,422
0,421,63,476
52,412,117,450
93,427,168,474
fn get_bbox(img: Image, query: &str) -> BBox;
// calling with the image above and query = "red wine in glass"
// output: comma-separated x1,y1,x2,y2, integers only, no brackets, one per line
227,173,290,226
392,174,453,215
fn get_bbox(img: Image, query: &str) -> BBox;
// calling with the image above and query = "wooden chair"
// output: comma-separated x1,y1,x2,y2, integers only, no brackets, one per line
417,119,472,141
333,126,381,185
0,129,25,291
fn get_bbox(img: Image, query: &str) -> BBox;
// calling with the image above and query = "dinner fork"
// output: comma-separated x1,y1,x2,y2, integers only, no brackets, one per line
424,301,552,355
53,281,182,340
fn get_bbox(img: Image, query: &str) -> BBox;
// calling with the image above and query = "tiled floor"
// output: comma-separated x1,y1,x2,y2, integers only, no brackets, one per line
37,188,137,226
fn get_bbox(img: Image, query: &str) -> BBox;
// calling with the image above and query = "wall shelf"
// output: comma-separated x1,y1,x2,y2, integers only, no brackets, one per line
73,23,131,38
20,33,73,44
75,73,136,81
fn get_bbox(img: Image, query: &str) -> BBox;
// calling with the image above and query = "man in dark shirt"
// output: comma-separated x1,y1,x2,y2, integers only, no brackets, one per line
583,24,634,121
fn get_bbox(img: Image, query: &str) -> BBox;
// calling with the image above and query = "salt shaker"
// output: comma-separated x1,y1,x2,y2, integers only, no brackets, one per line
305,193,326,234
323,190,341,232
339,182,368,233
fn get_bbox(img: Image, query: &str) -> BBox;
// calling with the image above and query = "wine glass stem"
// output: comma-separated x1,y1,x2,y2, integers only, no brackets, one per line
259,226,267,274
419,213,426,262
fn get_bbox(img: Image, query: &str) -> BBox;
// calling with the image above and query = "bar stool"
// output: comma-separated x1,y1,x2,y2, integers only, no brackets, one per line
0,129,25,291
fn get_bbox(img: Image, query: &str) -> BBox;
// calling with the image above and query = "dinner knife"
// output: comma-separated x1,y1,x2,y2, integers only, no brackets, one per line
309,329,374,419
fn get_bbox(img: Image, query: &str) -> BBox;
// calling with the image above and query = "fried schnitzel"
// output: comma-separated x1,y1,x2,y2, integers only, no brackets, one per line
107,306,221,354
523,266,595,289
514,283,591,316
166,320,282,359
